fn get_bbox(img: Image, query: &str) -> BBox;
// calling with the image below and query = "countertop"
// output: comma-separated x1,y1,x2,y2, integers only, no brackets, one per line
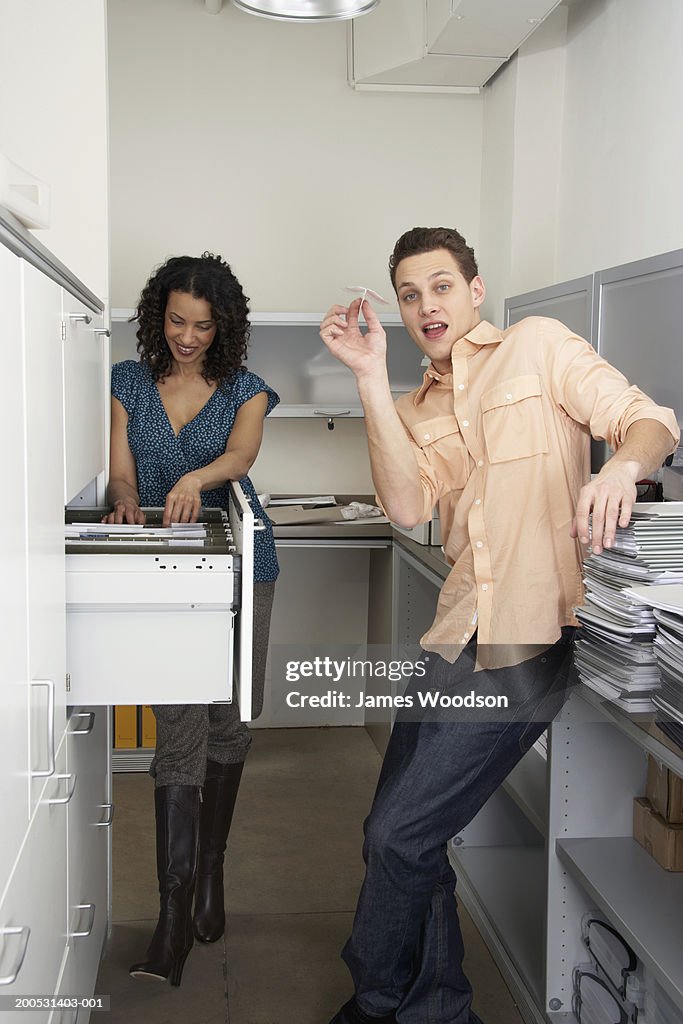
268,496,452,575
269,494,392,541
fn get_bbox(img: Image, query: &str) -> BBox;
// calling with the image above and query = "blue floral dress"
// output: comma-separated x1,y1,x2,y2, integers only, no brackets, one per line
111,360,279,581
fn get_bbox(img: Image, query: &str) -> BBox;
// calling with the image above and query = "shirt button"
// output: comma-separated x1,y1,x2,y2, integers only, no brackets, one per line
506,393,513,401
462,633,469,641
423,433,430,440
462,420,469,427
477,459,484,467
474,498,481,505
458,384,465,391
476,541,484,548
481,583,489,591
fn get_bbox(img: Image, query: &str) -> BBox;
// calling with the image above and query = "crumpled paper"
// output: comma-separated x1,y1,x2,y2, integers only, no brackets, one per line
339,501,383,521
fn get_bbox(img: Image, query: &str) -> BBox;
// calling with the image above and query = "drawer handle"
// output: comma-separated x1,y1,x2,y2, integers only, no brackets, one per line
69,711,95,735
94,803,114,827
31,679,55,778
0,925,31,985
253,517,266,532
71,904,96,939
46,773,77,805
69,313,92,325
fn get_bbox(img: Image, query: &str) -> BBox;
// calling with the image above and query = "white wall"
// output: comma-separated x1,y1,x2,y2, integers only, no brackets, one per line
0,0,109,302
480,0,683,320
107,0,484,495
556,0,683,280
250,417,374,494
107,0,483,312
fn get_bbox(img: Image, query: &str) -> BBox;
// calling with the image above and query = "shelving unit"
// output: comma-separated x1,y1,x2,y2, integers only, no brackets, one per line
392,534,683,1024
454,846,547,1003
556,837,683,1004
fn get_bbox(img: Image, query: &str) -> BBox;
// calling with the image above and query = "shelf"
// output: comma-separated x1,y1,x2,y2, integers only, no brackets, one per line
556,836,683,1005
271,404,363,418
580,684,683,777
502,745,548,835
110,308,404,326
450,845,546,1017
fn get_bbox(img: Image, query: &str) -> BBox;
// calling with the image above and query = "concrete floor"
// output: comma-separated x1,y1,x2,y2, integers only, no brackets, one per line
96,727,525,1024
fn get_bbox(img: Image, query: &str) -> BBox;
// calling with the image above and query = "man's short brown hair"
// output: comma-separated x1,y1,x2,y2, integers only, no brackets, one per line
389,227,479,291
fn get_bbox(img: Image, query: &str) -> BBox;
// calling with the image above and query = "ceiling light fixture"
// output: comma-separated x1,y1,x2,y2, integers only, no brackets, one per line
231,0,380,23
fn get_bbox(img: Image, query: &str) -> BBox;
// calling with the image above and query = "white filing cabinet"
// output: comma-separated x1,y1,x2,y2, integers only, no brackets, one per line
0,216,111,1021
61,298,108,506
0,243,30,894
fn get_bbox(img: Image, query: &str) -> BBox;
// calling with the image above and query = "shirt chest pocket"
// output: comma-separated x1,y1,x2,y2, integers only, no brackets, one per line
409,415,469,491
480,374,549,464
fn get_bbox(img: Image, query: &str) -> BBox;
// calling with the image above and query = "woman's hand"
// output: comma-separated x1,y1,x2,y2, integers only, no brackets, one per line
102,499,146,525
320,298,388,382
163,473,203,526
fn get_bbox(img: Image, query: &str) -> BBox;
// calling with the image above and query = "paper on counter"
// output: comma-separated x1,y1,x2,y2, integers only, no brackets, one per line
268,495,336,507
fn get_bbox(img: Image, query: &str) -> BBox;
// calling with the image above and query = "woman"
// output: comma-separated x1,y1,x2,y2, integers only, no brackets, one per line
105,252,278,986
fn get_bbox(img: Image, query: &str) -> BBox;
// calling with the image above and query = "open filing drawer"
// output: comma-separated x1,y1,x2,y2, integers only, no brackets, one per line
65,482,256,718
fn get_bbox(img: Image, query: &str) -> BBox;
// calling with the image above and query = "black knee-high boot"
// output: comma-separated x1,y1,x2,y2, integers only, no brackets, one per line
193,760,244,943
130,785,200,985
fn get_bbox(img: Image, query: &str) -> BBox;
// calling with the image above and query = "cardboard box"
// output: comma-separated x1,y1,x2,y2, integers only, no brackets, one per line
633,797,683,871
646,755,683,824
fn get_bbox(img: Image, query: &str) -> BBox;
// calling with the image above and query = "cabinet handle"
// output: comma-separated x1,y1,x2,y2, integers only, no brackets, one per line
93,328,110,337
46,773,77,805
31,679,55,778
94,803,115,827
69,711,95,735
0,925,30,985
71,904,96,938
68,313,92,325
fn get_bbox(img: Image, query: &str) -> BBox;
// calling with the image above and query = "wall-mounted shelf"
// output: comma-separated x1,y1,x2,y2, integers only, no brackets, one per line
111,308,404,326
110,310,423,416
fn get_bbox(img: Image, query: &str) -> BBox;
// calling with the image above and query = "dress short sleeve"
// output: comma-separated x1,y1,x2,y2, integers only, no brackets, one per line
111,360,141,416
231,368,280,416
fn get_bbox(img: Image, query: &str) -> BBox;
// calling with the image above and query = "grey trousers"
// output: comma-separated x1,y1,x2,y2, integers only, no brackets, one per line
149,581,275,787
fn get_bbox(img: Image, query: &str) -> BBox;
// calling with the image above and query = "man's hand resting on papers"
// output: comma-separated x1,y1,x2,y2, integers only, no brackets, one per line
571,461,639,556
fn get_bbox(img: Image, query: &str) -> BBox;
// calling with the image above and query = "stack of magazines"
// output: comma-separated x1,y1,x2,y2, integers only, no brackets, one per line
622,583,683,740
574,503,683,713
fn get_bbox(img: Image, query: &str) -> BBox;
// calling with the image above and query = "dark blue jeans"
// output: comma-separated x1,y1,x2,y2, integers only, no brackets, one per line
343,631,576,1024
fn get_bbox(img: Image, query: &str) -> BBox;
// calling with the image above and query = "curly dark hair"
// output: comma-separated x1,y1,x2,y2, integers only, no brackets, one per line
389,227,479,291
133,252,250,384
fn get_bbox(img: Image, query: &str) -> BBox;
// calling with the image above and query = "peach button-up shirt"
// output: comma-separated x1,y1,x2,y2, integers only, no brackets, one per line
391,317,679,669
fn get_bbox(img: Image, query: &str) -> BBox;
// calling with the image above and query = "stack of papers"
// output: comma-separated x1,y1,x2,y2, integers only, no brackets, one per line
623,584,683,730
574,503,683,713
65,522,208,547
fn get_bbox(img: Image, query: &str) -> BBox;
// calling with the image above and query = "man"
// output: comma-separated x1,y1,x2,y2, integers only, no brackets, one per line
319,226,679,1024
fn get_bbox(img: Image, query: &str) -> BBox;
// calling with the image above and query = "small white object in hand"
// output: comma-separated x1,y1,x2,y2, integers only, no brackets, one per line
344,285,390,305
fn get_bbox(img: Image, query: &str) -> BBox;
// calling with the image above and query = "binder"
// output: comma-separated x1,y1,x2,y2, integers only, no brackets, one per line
572,968,629,1024
140,705,157,748
113,705,138,748
583,918,638,1001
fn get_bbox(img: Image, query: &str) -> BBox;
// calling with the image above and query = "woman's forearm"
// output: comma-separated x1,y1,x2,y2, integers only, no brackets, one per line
107,478,141,507
185,450,254,492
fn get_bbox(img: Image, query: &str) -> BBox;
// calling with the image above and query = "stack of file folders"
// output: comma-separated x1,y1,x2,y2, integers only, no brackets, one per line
574,503,683,713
